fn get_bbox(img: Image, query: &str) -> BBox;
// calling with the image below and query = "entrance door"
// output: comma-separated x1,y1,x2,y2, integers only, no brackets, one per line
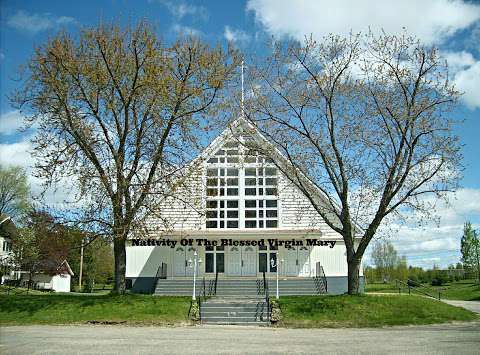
297,246,311,277
242,246,257,276
227,246,257,276
284,246,298,276
227,246,241,276
174,246,196,276
174,246,186,276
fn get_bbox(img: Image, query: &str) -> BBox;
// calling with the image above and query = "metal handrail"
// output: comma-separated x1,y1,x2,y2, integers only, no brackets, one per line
263,271,270,322
320,265,327,293
214,270,219,295
395,279,442,300
202,277,206,300
315,262,328,293
152,262,167,294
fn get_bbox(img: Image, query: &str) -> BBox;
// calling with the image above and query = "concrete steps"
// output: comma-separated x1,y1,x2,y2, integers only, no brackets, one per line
153,277,327,296
201,297,270,325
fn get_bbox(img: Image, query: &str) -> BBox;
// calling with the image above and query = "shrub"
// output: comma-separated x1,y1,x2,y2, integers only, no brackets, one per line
431,278,443,286
270,299,282,323
189,301,200,322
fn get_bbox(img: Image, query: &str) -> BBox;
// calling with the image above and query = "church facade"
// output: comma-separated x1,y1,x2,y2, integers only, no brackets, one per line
126,118,364,294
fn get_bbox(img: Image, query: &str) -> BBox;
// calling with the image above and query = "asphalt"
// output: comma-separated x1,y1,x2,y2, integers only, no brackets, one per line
442,300,480,314
1,322,480,355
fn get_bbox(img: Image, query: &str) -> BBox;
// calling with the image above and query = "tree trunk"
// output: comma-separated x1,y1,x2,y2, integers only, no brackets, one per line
113,236,127,295
347,258,361,295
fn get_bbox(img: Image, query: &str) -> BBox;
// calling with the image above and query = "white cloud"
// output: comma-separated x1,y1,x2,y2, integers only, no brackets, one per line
0,137,33,169
440,51,480,109
0,137,79,208
247,0,480,45
224,26,251,44
247,0,480,109
368,188,480,268
0,110,25,135
7,10,76,34
159,1,208,20
171,24,203,37
442,51,476,71
453,61,480,109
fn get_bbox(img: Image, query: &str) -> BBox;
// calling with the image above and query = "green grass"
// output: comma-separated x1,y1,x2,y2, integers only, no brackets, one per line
0,294,192,326
365,282,398,293
365,280,480,301
277,294,478,328
432,280,480,301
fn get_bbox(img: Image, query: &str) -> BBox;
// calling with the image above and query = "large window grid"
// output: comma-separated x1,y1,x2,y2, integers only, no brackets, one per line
205,139,279,229
206,168,239,197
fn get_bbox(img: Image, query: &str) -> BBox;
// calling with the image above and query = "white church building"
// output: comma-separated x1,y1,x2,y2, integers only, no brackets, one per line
126,118,364,295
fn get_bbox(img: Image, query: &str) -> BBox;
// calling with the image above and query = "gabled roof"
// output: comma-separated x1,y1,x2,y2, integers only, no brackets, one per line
198,116,364,235
0,214,19,240
37,259,74,276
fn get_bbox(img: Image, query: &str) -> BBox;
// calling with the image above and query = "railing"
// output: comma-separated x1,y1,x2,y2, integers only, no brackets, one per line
395,279,442,300
201,277,206,300
214,270,219,295
263,271,270,322
315,262,328,293
151,262,167,294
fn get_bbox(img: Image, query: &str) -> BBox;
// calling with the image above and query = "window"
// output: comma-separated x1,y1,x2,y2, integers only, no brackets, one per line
266,220,278,228
259,245,278,272
205,246,225,273
227,201,238,208
245,200,256,208
205,140,278,229
206,198,239,229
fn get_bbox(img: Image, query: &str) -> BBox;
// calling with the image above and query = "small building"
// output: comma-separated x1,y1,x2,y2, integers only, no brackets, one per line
20,260,74,292
126,118,364,295
0,214,17,284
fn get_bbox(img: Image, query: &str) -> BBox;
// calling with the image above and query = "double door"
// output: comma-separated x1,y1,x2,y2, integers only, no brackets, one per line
173,246,196,276
284,245,311,276
227,246,256,276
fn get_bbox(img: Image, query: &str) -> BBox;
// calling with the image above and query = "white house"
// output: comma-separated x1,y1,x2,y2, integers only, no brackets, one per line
20,260,74,293
0,214,17,284
126,117,364,295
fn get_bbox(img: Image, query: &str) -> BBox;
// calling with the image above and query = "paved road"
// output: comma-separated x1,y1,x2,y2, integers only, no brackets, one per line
442,300,480,314
1,322,480,355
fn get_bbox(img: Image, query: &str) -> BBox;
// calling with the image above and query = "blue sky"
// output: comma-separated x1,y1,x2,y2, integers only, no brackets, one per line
0,0,479,268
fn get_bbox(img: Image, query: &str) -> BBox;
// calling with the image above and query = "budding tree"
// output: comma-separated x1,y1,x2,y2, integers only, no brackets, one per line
247,32,461,294
13,22,239,293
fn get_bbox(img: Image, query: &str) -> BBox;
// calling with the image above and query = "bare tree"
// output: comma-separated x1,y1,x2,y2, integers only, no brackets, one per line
246,32,461,294
12,22,239,294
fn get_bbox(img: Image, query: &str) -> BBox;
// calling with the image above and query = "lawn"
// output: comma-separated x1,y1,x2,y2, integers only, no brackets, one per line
277,294,478,328
365,280,480,301
0,294,191,326
432,280,480,301
365,282,398,293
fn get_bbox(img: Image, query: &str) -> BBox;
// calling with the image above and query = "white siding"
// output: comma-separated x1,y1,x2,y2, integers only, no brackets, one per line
144,168,204,233
126,245,172,278
51,274,71,292
278,174,340,238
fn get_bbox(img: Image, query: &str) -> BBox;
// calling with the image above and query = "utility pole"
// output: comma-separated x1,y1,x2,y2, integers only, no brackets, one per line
475,230,480,284
79,238,84,290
